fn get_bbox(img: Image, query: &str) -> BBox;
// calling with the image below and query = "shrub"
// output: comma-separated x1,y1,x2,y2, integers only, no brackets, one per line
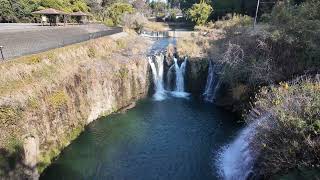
103,3,134,25
0,106,22,125
212,14,253,30
48,91,68,109
187,1,213,26
87,47,96,58
116,39,127,49
122,13,147,33
250,77,320,178
143,21,167,32
104,18,114,27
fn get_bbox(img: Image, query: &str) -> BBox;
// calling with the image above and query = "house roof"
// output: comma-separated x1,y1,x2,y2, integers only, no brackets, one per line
32,8,68,15
70,11,90,16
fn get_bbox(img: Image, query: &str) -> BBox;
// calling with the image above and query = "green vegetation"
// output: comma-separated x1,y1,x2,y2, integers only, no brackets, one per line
251,78,320,178
116,39,127,49
37,147,60,173
0,106,22,125
149,2,167,17
204,0,320,111
178,0,319,178
187,1,213,25
0,136,23,176
48,91,68,109
0,0,90,22
117,68,129,79
102,3,134,25
87,47,96,58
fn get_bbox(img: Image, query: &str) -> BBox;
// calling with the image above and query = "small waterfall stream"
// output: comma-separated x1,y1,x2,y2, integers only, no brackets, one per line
148,54,166,101
203,60,221,103
173,57,187,92
217,115,269,180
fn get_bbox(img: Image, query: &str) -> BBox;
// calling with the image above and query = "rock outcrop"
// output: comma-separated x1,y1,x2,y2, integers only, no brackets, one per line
0,34,151,179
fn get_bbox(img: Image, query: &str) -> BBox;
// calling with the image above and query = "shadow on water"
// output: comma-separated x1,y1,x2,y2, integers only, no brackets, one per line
41,97,241,180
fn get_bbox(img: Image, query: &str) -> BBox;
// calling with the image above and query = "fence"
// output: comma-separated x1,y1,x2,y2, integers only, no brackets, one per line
0,26,123,60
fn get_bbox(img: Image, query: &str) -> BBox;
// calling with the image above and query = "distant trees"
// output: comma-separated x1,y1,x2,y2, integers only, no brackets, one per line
102,3,134,25
0,0,38,22
0,0,90,23
149,2,167,16
187,0,212,25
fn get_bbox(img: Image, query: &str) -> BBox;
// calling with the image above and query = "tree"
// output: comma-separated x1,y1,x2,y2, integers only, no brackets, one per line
187,0,212,25
0,0,16,22
150,2,167,16
103,3,134,25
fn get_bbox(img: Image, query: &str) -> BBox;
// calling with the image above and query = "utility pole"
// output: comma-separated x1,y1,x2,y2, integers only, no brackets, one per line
254,0,260,29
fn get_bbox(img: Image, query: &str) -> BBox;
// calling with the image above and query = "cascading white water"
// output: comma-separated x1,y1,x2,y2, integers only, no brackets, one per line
148,54,166,101
148,53,189,100
173,57,187,92
203,60,221,103
217,115,268,180
170,57,189,98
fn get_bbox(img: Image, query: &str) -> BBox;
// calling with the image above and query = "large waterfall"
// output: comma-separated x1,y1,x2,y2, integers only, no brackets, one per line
174,57,187,92
217,115,268,180
148,54,166,101
203,60,221,103
148,54,189,100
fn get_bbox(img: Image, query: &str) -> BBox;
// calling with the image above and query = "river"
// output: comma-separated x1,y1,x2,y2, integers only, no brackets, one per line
41,97,240,180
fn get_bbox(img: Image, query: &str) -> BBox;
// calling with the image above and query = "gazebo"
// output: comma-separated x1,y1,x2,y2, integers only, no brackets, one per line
70,11,90,24
32,8,68,26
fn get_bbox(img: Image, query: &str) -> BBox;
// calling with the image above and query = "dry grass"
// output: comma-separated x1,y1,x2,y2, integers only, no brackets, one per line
0,33,147,108
144,21,168,32
0,32,152,175
176,36,209,58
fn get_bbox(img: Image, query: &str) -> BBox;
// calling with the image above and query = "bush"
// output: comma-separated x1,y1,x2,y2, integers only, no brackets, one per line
187,1,213,26
0,0,90,23
103,3,134,25
210,0,320,112
122,13,147,33
212,14,253,30
250,76,320,178
104,18,114,26
48,91,68,109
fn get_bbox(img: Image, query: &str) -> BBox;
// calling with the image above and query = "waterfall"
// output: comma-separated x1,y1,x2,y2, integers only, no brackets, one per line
169,57,189,98
203,60,221,103
148,53,189,100
217,115,269,180
148,54,166,101
173,57,187,92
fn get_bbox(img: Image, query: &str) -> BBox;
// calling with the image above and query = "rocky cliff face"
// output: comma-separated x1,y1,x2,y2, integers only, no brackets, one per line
186,58,209,96
0,33,151,179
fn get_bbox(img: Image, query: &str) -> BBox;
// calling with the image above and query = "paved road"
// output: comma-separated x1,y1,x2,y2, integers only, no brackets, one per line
0,23,122,60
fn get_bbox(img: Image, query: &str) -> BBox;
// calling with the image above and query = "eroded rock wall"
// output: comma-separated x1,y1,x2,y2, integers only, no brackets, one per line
0,34,151,179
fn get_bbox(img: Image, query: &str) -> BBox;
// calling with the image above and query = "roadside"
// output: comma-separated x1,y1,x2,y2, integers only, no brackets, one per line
0,24,122,60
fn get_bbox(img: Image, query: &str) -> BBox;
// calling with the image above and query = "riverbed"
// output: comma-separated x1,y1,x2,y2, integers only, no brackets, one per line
41,97,240,180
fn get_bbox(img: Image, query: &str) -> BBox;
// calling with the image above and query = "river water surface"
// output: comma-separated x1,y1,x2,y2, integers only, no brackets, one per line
41,97,240,180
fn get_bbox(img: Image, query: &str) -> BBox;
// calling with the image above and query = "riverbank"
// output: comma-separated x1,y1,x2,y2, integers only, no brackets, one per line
40,98,240,179
0,32,152,179
176,3,320,178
